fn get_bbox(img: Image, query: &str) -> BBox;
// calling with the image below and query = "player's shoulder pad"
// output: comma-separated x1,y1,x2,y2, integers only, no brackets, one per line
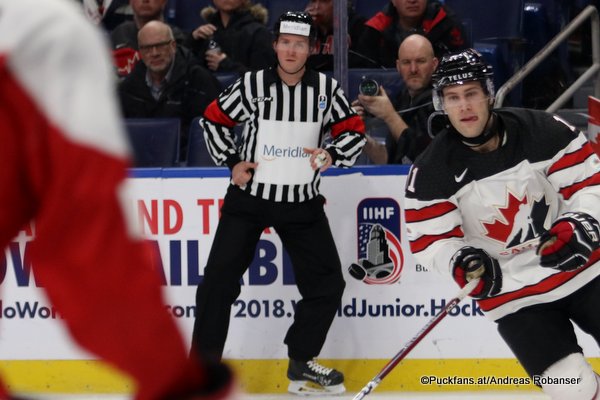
496,108,579,162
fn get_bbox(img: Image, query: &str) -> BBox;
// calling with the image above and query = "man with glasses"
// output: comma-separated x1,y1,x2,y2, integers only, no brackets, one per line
111,0,186,77
118,20,221,159
404,48,600,399
192,10,365,396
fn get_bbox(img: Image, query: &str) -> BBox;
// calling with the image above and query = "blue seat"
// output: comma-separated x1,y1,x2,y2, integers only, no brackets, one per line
166,0,213,33
264,0,306,29
186,117,217,167
474,43,507,89
445,0,525,105
215,72,240,90
521,1,572,108
444,0,524,43
125,118,181,167
353,0,389,19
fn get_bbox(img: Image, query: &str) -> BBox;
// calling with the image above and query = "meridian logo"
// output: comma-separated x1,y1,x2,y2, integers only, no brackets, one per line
261,145,310,161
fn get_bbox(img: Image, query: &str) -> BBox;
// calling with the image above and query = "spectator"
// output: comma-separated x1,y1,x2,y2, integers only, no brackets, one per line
111,0,186,77
356,0,468,68
191,11,365,396
118,21,221,158
0,0,234,399
80,0,132,31
304,0,367,70
185,0,276,74
353,34,441,164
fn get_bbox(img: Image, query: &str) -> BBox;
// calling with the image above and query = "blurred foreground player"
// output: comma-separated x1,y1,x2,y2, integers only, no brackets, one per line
0,0,233,399
405,48,600,399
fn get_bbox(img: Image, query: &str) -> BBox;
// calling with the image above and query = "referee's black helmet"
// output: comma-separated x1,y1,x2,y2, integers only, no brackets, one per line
431,48,495,111
273,11,317,43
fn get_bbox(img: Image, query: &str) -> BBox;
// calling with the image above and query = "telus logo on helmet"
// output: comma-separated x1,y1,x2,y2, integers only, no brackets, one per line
447,72,474,82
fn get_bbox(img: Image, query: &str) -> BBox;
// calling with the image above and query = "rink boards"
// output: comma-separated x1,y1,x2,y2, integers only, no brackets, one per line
1,165,599,395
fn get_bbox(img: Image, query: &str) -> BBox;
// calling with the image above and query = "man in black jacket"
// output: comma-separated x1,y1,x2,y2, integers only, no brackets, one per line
356,0,468,68
110,0,186,77
118,20,221,159
185,0,275,74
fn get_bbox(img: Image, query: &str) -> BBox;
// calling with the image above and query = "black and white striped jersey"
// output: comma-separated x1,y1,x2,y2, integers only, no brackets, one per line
201,67,366,202
404,108,600,321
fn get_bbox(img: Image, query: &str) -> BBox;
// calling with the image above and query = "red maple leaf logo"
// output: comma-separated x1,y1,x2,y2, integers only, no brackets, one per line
590,133,600,158
482,192,528,243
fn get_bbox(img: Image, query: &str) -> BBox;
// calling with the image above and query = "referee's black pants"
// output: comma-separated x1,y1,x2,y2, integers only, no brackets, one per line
191,185,345,362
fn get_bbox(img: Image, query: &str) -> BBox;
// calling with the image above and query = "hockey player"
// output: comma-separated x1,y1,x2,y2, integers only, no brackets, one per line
404,48,600,399
192,10,366,396
0,0,233,399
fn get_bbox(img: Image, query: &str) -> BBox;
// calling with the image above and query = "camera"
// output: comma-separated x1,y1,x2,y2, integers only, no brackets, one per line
359,78,380,96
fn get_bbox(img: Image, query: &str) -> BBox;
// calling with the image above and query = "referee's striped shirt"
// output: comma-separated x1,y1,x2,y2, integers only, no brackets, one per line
201,67,366,203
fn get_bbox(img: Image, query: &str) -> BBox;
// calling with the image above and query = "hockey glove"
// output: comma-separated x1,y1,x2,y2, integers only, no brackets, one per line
451,246,502,299
537,212,600,271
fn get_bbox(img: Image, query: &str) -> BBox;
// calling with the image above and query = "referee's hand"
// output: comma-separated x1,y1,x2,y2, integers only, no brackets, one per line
232,161,257,186
304,147,332,172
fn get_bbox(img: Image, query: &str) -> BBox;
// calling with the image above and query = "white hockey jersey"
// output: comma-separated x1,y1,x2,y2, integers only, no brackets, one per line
404,108,600,321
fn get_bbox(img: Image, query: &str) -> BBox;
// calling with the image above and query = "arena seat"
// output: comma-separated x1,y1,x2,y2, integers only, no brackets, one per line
125,118,181,167
445,0,526,105
352,0,390,19
214,71,240,90
473,43,506,89
444,0,525,43
169,0,212,33
264,0,306,29
521,1,572,108
186,117,217,167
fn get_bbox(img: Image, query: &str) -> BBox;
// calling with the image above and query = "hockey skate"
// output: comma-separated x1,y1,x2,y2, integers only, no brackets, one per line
287,358,345,396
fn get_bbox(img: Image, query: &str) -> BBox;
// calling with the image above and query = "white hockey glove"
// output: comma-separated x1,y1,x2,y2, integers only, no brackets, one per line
537,212,600,271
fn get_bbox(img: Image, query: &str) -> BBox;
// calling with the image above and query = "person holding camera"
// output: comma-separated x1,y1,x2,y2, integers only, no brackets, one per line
352,34,440,164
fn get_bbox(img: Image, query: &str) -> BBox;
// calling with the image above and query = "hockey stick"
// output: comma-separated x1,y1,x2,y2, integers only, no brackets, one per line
352,277,481,400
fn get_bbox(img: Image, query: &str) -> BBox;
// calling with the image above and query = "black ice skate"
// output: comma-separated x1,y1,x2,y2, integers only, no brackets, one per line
287,358,345,396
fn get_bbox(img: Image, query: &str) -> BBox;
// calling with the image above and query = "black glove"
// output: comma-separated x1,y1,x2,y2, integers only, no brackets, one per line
537,212,600,271
451,246,502,299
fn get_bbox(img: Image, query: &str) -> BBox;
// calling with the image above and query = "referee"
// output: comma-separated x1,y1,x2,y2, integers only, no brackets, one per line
192,10,365,396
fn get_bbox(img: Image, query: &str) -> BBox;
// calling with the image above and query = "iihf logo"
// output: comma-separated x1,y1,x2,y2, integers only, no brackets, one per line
318,94,327,110
350,198,404,284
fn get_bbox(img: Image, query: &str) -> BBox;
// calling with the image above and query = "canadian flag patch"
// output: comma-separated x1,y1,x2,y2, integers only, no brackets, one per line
588,96,600,157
